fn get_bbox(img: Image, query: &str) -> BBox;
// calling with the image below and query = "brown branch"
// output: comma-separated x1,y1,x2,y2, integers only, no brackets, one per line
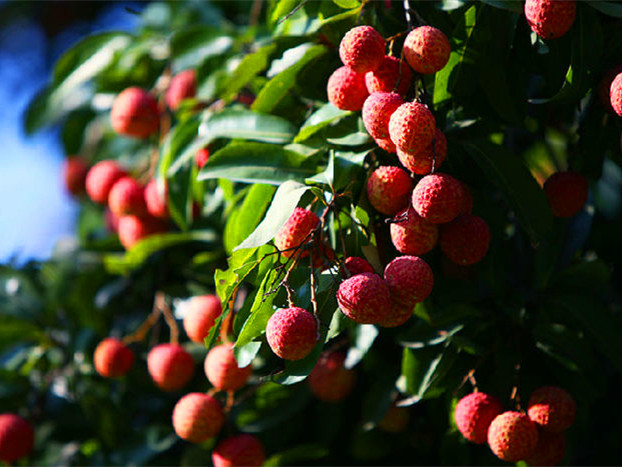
122,298,162,344
158,292,179,345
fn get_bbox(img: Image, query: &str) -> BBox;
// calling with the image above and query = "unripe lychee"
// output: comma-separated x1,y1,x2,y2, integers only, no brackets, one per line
108,177,147,216
117,214,168,250
403,26,451,74
365,55,413,96
388,102,436,153
396,128,447,175
390,206,438,256
610,72,622,117
339,25,385,73
440,214,490,266
374,136,397,153
166,69,197,111
337,272,392,324
308,352,356,402
147,343,195,392
274,207,319,259
377,405,410,432
362,92,404,140
524,0,576,40
85,160,127,204
196,147,210,169
63,156,89,196
172,392,224,443
487,411,539,462
376,301,413,328
344,256,374,276
412,173,464,224
366,166,413,216
527,386,576,433
93,337,134,378
327,66,369,111
0,414,34,463
110,87,160,138
543,172,588,218
144,179,169,219
212,434,265,467
183,294,223,343
383,255,433,307
525,430,565,466
266,307,318,361
454,392,503,444
204,344,252,391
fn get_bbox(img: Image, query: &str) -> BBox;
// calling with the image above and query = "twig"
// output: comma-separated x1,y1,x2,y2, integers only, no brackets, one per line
122,298,162,344
158,292,179,345
277,0,309,25
249,0,263,28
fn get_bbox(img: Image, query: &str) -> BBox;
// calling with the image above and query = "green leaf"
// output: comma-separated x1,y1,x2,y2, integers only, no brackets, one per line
332,0,361,8
265,444,329,466
344,325,378,368
270,0,301,26
294,104,351,143
401,347,457,403
224,43,278,101
586,1,622,18
169,26,233,71
235,269,279,348
0,316,45,350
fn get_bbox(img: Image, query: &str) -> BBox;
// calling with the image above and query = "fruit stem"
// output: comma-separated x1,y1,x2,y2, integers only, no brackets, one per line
158,292,179,345
122,300,162,344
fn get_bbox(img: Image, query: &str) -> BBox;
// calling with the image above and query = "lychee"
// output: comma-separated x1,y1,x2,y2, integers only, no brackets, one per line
183,294,223,343
524,0,576,40
337,272,392,324
366,165,413,216
439,214,490,266
196,147,210,169
610,72,622,117
525,430,565,466
117,214,168,250
396,128,447,175
487,411,539,462
388,102,436,153
374,136,397,153
599,65,622,113
383,255,433,307
339,25,385,73
403,26,451,75
308,352,356,402
376,301,413,328
390,206,439,256
411,173,465,224
454,392,503,444
0,414,34,464
63,156,89,196
365,55,413,96
377,405,410,432
144,179,169,219
527,386,576,433
212,434,266,467
166,69,197,111
266,307,318,361
543,172,588,218
273,207,319,259
93,337,134,378
172,392,224,443
344,256,374,276
108,176,147,216
362,92,404,140
204,344,252,391
147,343,195,392
110,87,160,138
327,66,369,111
85,160,127,204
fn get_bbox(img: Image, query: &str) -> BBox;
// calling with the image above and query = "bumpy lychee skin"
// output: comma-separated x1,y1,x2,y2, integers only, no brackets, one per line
117,215,168,250
383,255,433,307
525,430,565,466
377,300,413,328
144,179,169,219
390,206,439,256
337,272,392,324
527,386,576,433
147,343,195,392
212,434,265,467
610,72,622,117
543,172,588,218
403,26,451,74
274,207,320,259
388,102,436,153
0,413,34,463
525,0,576,40
599,65,622,112
344,256,374,276
454,392,503,444
339,25,385,74
110,87,160,138
166,69,197,111
487,411,539,463
183,294,223,343
204,344,252,391
266,307,318,361
362,92,404,139
365,55,413,96
366,166,413,216
412,173,464,224
172,392,224,443
108,177,147,216
374,136,397,153
396,128,447,175
93,337,134,378
327,66,369,111
63,156,89,196
85,160,127,204
308,352,356,402
195,147,210,169
440,214,490,266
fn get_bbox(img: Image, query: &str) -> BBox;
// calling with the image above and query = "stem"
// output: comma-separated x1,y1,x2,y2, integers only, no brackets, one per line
122,299,162,344
309,260,318,316
158,292,179,345
249,0,263,28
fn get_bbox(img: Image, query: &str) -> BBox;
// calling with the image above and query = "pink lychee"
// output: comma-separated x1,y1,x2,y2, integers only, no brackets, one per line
172,392,224,443
388,102,436,153
110,87,160,138
383,255,433,307
204,344,252,391
183,294,223,343
308,352,356,402
366,165,413,216
0,414,34,463
212,434,265,467
487,411,539,462
527,386,576,433
439,214,490,266
93,337,134,378
362,92,404,140
524,0,576,40
390,206,439,256
327,66,369,111
454,392,503,444
85,160,127,204
543,172,588,218
337,272,392,324
396,128,447,175
166,69,197,111
403,26,451,74
266,307,318,361
147,343,195,392
365,55,413,96
273,207,319,259
339,25,385,73
411,173,464,224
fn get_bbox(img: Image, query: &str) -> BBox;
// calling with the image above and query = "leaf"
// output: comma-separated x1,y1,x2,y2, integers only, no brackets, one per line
401,347,457,403
271,0,301,26
294,104,351,143
235,269,279,348
0,316,45,350
224,43,278,101
265,444,329,466
587,1,622,18
344,325,378,369
169,25,233,71
333,0,361,8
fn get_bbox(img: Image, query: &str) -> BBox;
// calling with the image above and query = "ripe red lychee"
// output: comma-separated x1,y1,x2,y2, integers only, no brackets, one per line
390,206,439,256
339,25,385,73
383,255,433,307
308,352,356,402
327,66,369,111
85,160,127,204
266,307,318,361
366,166,413,216
63,156,89,196
108,177,147,216
599,65,622,112
212,434,265,467
365,55,413,96
362,92,404,140
374,136,397,153
388,102,436,153
412,173,464,224
110,87,160,138
524,0,576,40
377,300,413,328
487,411,539,462
274,207,319,259
117,214,168,250
610,72,622,117
196,147,210,169
377,405,410,432
93,337,134,378
396,128,447,175
337,272,392,324
454,392,503,444
344,256,374,276
527,386,576,433
403,26,451,74
172,392,224,443
204,344,252,391
183,294,223,343
525,430,565,466
144,179,169,219
0,413,34,463
543,172,588,218
440,214,490,266
147,343,195,392
166,69,197,111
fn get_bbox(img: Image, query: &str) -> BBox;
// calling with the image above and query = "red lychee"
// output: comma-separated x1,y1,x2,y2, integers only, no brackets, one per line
308,352,356,402
212,434,265,467
0,414,34,463
525,430,565,466
388,102,436,153
266,307,318,361
85,160,127,204
365,55,413,96
274,207,319,259
487,411,539,462
110,87,160,138
610,72,622,117
390,206,438,256
144,179,169,219
108,177,147,216
344,256,374,276
63,156,89,196
327,66,369,111
543,172,588,218
412,173,464,224
117,214,168,250
374,136,397,153
337,272,392,324
166,69,197,111
599,65,622,113
339,25,385,74
454,392,503,444
524,0,576,40
376,301,413,328
383,255,433,307
366,165,413,216
396,128,447,175
362,92,404,140
147,343,195,392
439,214,490,266
403,26,451,74
196,147,210,169
377,405,410,432
527,386,576,433
183,294,223,343
204,344,252,391
172,392,224,443
93,337,134,378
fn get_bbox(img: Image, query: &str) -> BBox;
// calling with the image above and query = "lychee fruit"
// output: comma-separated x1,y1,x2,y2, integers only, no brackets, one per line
543,172,588,218
365,55,413,96
599,65,622,113
487,411,539,462
525,430,565,466
383,255,433,307
273,207,319,259
366,165,413,216
362,92,404,140
403,26,451,74
108,177,147,216
266,307,318,361
374,136,397,153
610,72,622,117
377,405,410,432
439,214,490,266
0,414,34,463
144,179,169,219
412,173,465,224
85,160,127,204
308,352,356,402
212,434,266,467
327,66,369,111
147,343,195,392
376,301,413,328
110,87,160,138
204,344,252,391
396,128,447,175
524,0,576,40
166,69,197,111
172,392,224,443
183,294,223,343
454,392,503,444
117,214,168,250
390,206,439,256
344,256,374,276
527,386,576,433
337,272,392,324
63,156,89,196
196,147,210,169
339,25,385,73
93,337,134,378
388,102,436,153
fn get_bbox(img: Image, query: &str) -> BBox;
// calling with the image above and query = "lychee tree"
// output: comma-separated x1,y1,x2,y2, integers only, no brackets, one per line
2,0,622,464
